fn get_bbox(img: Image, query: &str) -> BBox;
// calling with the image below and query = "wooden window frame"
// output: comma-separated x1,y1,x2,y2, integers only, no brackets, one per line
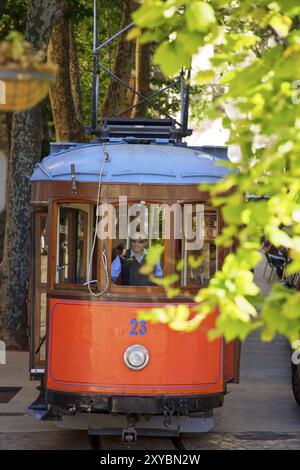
175,204,221,290
108,200,168,294
49,199,226,296
51,200,98,291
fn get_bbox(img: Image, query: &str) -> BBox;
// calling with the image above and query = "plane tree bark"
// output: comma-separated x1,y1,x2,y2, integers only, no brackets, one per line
101,0,137,118
48,4,85,142
0,112,12,157
130,40,151,118
101,1,151,119
0,0,63,350
0,112,11,262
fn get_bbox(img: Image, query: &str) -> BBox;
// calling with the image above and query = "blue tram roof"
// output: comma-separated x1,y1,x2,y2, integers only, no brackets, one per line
30,142,230,185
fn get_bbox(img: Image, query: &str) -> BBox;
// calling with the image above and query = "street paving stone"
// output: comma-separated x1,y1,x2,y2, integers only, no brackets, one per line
0,431,300,450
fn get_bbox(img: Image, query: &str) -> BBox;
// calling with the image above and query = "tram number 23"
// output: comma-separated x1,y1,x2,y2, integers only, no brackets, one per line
129,319,147,336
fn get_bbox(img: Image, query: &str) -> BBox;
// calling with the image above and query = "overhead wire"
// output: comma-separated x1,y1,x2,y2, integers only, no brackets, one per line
86,143,109,296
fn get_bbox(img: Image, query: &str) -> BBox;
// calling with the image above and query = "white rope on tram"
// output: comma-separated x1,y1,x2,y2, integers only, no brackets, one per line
86,143,109,296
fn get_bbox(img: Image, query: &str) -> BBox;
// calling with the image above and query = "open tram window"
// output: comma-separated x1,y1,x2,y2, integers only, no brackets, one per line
109,202,165,287
177,206,218,287
31,212,48,368
55,204,97,287
40,216,48,284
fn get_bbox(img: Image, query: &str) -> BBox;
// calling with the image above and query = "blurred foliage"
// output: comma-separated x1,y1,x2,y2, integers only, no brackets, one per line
134,0,300,344
0,0,28,40
0,0,188,127
0,31,54,68
74,0,123,124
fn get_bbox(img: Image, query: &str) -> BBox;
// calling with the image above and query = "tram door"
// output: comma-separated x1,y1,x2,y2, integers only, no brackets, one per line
29,211,48,375
57,208,88,284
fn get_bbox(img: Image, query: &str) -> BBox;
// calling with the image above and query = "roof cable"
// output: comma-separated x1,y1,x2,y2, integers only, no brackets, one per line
86,143,109,296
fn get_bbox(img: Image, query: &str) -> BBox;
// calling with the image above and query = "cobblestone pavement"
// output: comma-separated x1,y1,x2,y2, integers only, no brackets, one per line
185,432,300,450
0,257,299,450
0,430,300,450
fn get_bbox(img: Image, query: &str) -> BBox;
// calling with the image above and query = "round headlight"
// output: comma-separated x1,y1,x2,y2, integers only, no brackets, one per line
124,344,149,371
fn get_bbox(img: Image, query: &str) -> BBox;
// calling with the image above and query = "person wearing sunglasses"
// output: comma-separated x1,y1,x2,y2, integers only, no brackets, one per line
111,234,163,286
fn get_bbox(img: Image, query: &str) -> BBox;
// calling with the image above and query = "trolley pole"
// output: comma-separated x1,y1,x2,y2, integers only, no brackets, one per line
180,70,185,129
182,69,191,135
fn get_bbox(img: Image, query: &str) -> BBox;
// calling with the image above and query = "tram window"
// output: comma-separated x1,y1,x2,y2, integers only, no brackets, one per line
40,216,48,284
177,207,218,287
109,203,165,287
56,204,96,286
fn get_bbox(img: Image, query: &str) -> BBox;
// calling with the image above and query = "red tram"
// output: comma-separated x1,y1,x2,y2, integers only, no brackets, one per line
28,118,240,440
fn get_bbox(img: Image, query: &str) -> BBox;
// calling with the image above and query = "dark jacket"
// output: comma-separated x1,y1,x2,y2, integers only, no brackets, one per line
121,250,155,286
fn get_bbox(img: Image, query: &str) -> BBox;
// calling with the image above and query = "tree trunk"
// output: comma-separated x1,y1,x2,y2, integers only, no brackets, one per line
0,211,5,262
101,0,137,118
130,40,151,118
69,22,84,126
0,112,11,262
48,9,85,142
0,112,11,156
0,0,63,350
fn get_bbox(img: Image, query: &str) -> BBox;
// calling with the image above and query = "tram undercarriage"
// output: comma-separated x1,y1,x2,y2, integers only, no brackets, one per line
29,390,223,440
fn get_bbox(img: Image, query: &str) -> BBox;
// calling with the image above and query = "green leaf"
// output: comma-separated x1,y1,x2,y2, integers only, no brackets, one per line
286,260,300,275
234,295,258,317
231,34,261,51
170,312,206,332
282,293,300,319
222,204,243,224
269,14,292,38
219,70,236,84
212,0,230,6
235,272,260,296
133,3,166,28
185,1,216,33
140,30,165,44
175,304,190,322
188,255,204,269
176,259,185,271
265,227,293,248
140,244,164,275
195,69,215,85
150,273,179,287
126,27,141,41
261,327,275,342
167,288,181,299
146,244,164,266
153,41,182,76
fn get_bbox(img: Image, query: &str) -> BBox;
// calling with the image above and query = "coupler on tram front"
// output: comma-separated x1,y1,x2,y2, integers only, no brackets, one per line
27,140,240,441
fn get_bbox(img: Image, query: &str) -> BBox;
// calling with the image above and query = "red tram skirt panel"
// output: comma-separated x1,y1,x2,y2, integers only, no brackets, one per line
47,299,226,396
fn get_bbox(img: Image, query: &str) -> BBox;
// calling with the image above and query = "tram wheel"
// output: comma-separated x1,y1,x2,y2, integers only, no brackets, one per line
292,365,300,406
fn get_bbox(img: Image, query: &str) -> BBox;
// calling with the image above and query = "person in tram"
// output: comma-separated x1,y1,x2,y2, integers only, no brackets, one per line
111,233,163,286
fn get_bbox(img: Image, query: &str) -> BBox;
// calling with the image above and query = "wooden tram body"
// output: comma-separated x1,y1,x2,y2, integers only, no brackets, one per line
28,125,240,439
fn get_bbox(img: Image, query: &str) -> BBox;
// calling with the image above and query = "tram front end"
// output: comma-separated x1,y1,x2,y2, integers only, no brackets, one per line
28,142,240,439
